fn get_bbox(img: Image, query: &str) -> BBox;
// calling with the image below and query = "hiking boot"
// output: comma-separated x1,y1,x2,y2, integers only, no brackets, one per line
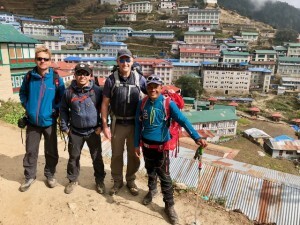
64,181,78,194
109,182,123,196
19,178,36,192
126,181,139,196
96,181,106,194
47,177,57,188
142,189,158,205
164,205,179,225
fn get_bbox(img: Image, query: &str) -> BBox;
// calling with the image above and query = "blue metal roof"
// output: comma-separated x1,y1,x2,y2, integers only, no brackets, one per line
64,56,116,62
99,42,127,46
172,62,201,67
249,68,272,73
19,17,48,23
166,58,180,63
274,135,294,142
61,29,83,34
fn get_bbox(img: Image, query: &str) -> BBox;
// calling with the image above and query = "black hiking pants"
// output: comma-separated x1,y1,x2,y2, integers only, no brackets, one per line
142,145,174,206
23,124,58,180
67,131,106,183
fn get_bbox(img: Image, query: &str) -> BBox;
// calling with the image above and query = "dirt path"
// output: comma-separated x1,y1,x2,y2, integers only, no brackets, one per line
0,121,253,225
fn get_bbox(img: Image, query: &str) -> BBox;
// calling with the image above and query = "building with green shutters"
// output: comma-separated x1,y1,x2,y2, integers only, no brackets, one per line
0,24,39,101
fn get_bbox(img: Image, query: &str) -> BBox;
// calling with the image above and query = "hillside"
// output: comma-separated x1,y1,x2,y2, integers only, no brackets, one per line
218,0,300,32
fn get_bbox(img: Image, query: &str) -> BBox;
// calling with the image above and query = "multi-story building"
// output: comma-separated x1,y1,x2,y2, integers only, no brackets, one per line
63,56,116,66
285,43,300,57
220,51,250,64
0,24,38,101
202,64,251,95
0,12,15,22
159,0,177,9
188,8,220,29
131,30,174,39
93,60,116,79
60,29,84,45
50,16,68,24
126,1,153,13
116,11,136,22
183,108,238,137
248,68,271,93
134,58,170,77
252,50,277,62
249,61,276,74
280,76,300,91
184,31,215,44
152,60,173,85
93,27,133,42
188,22,211,31
51,50,107,62
178,6,189,15
99,42,127,57
180,48,219,63
172,62,200,82
240,32,259,42
27,35,66,50
272,46,287,57
19,17,63,36
277,56,300,77
219,43,248,52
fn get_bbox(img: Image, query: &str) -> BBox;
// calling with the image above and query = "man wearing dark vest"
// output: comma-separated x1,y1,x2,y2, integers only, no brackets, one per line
60,63,106,194
101,49,147,196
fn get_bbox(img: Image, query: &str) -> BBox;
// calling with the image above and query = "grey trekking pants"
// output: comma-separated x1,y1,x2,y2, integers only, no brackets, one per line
23,124,58,180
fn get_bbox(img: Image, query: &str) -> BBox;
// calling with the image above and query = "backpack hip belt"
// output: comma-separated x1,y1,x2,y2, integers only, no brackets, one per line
141,141,164,151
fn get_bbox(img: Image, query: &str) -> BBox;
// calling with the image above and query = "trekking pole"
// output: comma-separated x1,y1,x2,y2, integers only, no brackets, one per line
192,146,204,225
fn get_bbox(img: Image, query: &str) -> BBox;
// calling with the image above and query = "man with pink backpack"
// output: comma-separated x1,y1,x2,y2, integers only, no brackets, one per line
134,75,207,225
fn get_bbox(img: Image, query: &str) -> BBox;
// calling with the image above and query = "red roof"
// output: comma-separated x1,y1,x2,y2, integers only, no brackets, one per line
249,107,260,112
51,61,77,70
292,118,300,123
208,97,217,102
271,113,282,118
228,101,238,107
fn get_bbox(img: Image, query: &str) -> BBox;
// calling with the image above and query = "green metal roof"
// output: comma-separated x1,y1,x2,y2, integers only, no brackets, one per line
241,32,258,35
185,31,215,35
103,61,117,66
213,104,235,112
183,108,238,123
286,43,300,47
10,62,36,69
273,46,287,51
0,24,39,44
278,57,300,62
254,50,277,54
221,50,250,56
51,50,106,54
26,35,63,41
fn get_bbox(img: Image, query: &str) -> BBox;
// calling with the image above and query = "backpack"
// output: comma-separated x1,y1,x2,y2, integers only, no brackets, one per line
25,69,61,104
140,90,184,157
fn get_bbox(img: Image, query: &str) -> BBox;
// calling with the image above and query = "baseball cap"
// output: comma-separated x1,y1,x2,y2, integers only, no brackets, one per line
117,49,133,58
75,63,92,74
146,75,163,86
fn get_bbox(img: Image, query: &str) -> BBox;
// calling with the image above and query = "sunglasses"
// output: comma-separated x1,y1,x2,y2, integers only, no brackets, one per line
36,57,50,62
119,58,131,63
75,71,90,76
147,76,162,82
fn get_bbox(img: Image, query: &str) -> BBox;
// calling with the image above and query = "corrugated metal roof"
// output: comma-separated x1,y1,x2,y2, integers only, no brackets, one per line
183,109,238,123
0,24,39,44
96,139,300,225
267,138,300,151
244,128,271,138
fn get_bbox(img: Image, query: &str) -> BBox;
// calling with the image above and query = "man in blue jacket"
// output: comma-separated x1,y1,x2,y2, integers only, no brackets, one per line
19,46,65,192
60,63,106,194
134,75,207,225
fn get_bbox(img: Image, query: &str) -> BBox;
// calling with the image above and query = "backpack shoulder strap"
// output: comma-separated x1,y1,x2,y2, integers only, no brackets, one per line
140,96,149,111
163,96,171,121
89,86,97,108
53,70,60,88
111,71,120,98
25,70,31,93
65,87,74,107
